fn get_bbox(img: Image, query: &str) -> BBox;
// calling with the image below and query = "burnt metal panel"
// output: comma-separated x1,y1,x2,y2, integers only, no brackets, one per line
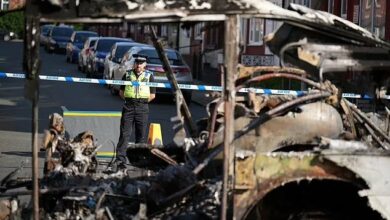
234,152,370,219
233,102,343,153
23,0,297,22
325,152,390,219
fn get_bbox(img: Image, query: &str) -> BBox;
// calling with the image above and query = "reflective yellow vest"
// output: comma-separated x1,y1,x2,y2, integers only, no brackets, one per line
124,70,151,99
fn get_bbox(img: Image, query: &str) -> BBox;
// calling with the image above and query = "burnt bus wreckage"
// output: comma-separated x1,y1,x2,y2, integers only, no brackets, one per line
1,0,390,219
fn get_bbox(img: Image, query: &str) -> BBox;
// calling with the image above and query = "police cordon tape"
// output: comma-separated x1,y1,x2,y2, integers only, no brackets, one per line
1,71,388,99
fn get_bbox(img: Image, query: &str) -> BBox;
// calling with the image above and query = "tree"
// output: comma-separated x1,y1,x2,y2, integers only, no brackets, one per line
0,11,24,38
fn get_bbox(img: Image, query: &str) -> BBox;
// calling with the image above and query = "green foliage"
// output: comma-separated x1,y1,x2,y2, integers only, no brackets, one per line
72,24,84,31
0,11,24,38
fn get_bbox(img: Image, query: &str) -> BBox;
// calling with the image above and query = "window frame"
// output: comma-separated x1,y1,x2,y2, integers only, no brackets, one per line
1,0,9,10
143,25,150,34
302,0,310,7
328,0,334,13
248,18,264,46
194,22,204,40
341,0,348,19
160,25,168,37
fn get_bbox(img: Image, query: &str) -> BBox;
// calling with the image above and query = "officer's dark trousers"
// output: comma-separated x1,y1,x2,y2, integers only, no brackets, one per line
116,100,148,163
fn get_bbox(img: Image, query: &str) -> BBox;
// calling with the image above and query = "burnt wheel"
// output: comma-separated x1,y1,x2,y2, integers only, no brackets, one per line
246,180,384,220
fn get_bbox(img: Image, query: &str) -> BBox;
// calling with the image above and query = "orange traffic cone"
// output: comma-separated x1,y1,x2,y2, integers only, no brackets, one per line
147,123,163,145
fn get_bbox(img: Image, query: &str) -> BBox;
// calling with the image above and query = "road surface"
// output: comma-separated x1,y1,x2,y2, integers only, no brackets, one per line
0,41,207,181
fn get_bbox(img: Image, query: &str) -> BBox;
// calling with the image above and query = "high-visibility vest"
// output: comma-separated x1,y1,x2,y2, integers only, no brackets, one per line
124,70,152,99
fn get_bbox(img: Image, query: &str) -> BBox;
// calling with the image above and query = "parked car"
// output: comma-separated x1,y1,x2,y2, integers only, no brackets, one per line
87,37,133,78
45,25,74,53
78,36,98,72
66,31,98,63
39,24,54,47
0,29,17,41
111,45,193,103
103,41,145,82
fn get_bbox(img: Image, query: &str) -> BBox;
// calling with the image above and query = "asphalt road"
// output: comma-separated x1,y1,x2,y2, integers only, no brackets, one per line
0,41,207,181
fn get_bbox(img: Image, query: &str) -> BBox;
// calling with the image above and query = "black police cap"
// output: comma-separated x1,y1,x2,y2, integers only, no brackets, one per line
133,54,148,63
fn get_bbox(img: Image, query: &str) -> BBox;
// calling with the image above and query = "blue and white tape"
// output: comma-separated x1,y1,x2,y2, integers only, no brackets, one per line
0,72,388,99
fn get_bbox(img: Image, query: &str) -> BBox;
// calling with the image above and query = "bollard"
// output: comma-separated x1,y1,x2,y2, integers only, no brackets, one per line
147,123,163,145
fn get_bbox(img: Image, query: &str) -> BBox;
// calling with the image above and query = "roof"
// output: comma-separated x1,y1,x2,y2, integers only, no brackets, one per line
51,26,73,30
73,31,97,34
114,42,144,46
87,36,99,40
97,37,132,41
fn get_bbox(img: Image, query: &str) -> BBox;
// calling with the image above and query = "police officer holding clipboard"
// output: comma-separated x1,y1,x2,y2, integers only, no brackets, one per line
115,54,156,169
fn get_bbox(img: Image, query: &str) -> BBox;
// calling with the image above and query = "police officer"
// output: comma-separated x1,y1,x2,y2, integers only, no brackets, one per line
116,54,156,168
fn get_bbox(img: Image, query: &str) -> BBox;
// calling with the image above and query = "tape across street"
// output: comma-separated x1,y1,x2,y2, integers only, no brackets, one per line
1,71,388,99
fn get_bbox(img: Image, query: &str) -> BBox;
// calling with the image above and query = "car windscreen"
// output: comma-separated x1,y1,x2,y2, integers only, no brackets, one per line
75,33,98,43
41,26,51,35
89,39,97,47
114,45,133,59
96,40,128,53
52,27,73,38
138,49,184,65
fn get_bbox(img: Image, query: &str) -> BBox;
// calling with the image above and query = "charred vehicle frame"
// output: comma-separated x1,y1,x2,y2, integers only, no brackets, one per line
1,0,390,219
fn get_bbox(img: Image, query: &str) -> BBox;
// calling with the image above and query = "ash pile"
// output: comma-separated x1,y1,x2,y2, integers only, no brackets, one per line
1,68,390,219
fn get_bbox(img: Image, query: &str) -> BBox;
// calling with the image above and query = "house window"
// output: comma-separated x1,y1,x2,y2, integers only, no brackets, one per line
129,24,135,33
302,0,310,7
240,18,247,45
328,0,334,13
144,25,150,34
161,25,168,37
249,18,264,45
341,0,347,19
194,22,204,40
360,0,386,38
144,25,157,34
1,0,9,10
374,0,386,38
